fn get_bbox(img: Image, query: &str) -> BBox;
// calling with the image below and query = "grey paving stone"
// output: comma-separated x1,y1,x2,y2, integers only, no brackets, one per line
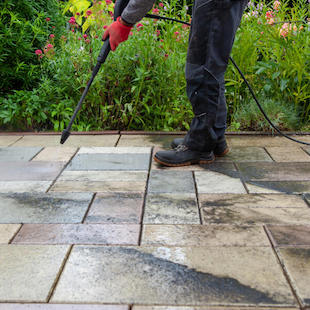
0,224,21,243
246,181,310,194
0,135,22,146
266,225,310,247
303,146,310,156
32,147,77,162
51,246,295,305
78,147,151,154
67,153,150,171
195,171,246,194
144,194,200,224
0,181,52,193
0,161,65,181
0,192,93,224
13,224,140,245
142,224,269,246
148,171,195,194
237,162,310,181
201,206,310,225
0,245,69,302
216,147,272,162
0,147,42,161
133,307,299,310
117,135,181,148
304,193,310,205
278,247,310,307
0,305,128,310
266,147,310,162
199,194,308,209
86,192,144,223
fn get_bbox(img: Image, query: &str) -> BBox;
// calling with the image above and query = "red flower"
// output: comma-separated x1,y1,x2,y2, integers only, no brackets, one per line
35,49,43,55
76,12,80,16
83,34,88,39
46,17,51,22
86,10,92,16
152,8,159,14
49,34,55,39
106,0,112,4
69,17,76,25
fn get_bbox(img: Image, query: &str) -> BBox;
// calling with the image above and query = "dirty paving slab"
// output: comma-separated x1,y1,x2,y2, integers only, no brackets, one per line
51,246,296,306
0,147,42,161
0,305,129,310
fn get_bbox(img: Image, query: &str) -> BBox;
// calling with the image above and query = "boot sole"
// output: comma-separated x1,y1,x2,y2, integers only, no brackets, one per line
154,155,215,167
214,147,230,157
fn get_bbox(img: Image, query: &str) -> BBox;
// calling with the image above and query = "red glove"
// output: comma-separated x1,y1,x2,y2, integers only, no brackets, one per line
102,17,133,51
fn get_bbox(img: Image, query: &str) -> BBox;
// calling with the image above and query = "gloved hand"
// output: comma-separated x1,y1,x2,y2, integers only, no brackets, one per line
102,17,133,51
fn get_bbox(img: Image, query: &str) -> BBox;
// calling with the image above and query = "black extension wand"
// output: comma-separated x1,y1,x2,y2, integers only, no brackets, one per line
60,0,130,144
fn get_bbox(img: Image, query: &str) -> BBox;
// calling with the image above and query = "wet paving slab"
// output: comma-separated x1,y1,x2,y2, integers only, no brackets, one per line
12,135,120,147
142,224,269,246
0,224,21,243
277,247,310,307
0,245,69,302
51,171,148,192
266,225,310,247
0,135,22,146
148,171,195,194
85,192,144,223
216,147,272,162
0,161,65,181
12,224,140,245
0,181,52,193
117,135,181,148
237,162,310,181
144,194,200,224
0,305,129,310
0,147,42,161
0,192,93,224
32,147,77,162
195,171,246,194
51,246,295,306
266,146,310,162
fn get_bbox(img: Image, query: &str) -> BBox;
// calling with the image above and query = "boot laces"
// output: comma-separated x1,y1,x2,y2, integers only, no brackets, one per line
175,144,189,152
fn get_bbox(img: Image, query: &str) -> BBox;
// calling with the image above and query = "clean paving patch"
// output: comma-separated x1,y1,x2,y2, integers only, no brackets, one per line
142,224,269,246
0,192,93,223
144,193,200,224
12,224,140,245
117,135,181,148
0,305,128,310
278,247,310,307
0,147,42,161
86,192,144,223
0,181,52,193
266,146,310,162
0,224,21,243
216,147,272,162
0,245,69,302
51,246,295,306
0,135,22,146
32,147,77,162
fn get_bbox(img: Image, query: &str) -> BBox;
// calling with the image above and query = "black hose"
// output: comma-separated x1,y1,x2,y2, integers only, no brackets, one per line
145,14,310,146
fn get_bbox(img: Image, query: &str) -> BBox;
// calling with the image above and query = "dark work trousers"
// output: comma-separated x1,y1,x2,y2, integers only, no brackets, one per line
184,0,248,152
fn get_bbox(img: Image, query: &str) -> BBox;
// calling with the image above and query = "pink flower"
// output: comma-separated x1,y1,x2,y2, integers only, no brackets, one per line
266,11,274,19
267,18,275,25
46,44,53,49
78,37,82,40
164,53,168,58
46,17,51,22
129,31,133,36
76,12,80,16
83,34,88,39
85,39,91,44
35,49,43,55
159,2,164,7
273,1,281,11
49,34,55,39
152,8,159,14
69,17,76,25
103,25,108,29
86,10,92,16
106,0,112,4
156,30,160,36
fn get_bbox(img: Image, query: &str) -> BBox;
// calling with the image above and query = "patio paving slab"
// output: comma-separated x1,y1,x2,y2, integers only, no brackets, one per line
198,194,308,209
12,135,119,147
246,181,310,194
133,307,298,310
79,147,151,154
0,305,128,310
304,193,310,204
144,194,200,224
266,146,310,162
0,181,52,193
142,224,269,246
32,147,77,162
195,171,246,194
51,246,295,306
148,171,195,194
12,224,140,245
201,206,310,225
67,153,150,171
0,161,65,181
0,192,93,224
0,147,42,161
0,245,69,302
117,135,181,148
216,147,272,162
266,225,310,247
85,192,144,223
278,247,310,307
237,162,310,181
0,224,21,243
0,135,22,146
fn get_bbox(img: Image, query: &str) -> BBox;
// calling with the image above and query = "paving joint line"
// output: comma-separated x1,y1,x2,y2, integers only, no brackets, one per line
302,194,310,208
7,135,23,146
114,134,122,147
263,225,304,310
263,146,275,162
192,171,203,224
45,147,80,193
8,224,24,244
233,162,250,194
82,193,97,223
28,147,44,162
138,146,153,246
47,244,73,303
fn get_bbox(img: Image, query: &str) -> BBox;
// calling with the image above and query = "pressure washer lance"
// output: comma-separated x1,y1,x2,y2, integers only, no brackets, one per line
61,3,310,146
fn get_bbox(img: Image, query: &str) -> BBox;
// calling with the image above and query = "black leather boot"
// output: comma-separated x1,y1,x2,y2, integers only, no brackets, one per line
154,144,215,167
171,135,229,156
